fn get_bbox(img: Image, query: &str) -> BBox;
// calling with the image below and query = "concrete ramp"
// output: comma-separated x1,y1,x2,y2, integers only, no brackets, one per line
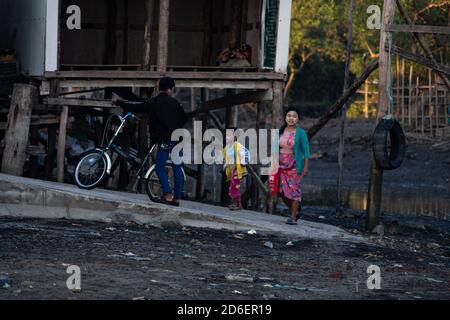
0,173,364,243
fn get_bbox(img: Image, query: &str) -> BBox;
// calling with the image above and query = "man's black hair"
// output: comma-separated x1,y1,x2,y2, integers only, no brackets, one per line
159,77,176,91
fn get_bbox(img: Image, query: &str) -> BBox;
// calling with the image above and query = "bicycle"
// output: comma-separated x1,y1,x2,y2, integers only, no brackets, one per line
73,112,186,202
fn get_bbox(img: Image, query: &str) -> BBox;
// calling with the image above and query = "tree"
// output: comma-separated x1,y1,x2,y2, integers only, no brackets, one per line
285,0,347,97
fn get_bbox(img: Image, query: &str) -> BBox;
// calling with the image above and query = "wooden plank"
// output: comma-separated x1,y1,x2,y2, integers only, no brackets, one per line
56,80,274,90
1,84,38,176
189,90,273,116
390,45,450,75
57,106,69,183
386,24,450,35
45,98,114,108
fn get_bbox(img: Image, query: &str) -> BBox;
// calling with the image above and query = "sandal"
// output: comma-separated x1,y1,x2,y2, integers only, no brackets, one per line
228,204,242,211
286,218,297,225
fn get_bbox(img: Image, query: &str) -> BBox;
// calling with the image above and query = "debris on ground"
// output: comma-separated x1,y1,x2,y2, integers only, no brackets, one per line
427,242,440,250
232,234,245,240
225,274,255,283
0,275,12,289
263,241,273,249
247,230,257,235
263,283,329,292
372,224,385,237
286,241,294,246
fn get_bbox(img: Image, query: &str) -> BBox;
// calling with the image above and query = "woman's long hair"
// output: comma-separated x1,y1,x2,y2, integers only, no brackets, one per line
279,107,300,135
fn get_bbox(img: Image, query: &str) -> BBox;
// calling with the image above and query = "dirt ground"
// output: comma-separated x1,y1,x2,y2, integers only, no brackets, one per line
0,214,449,300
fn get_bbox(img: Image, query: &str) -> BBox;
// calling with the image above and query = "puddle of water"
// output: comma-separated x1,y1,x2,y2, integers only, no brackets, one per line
303,183,450,220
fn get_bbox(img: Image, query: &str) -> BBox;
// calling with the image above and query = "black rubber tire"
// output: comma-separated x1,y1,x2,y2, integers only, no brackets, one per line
73,150,109,190
373,118,406,170
145,165,186,202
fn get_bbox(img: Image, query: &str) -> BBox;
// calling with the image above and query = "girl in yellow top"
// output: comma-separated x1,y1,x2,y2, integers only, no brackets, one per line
223,129,248,210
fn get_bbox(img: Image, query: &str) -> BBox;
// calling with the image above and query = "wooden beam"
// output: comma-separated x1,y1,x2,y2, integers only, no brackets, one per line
395,0,450,90
307,59,379,139
45,98,114,108
56,80,274,90
389,45,450,75
44,70,285,80
189,90,273,116
386,24,450,35
157,0,170,73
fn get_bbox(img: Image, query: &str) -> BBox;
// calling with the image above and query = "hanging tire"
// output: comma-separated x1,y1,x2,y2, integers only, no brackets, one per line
74,150,109,190
373,118,406,170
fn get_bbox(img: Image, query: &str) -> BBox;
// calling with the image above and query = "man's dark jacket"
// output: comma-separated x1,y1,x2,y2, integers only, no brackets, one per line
117,92,187,144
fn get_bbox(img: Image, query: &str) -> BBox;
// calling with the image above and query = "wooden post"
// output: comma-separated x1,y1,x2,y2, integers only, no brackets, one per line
267,81,284,213
401,58,405,122
195,88,207,201
435,74,439,129
428,69,433,137
142,0,155,70
366,0,396,232
157,0,170,73
396,54,400,116
364,80,369,118
415,76,420,130
57,106,69,183
271,81,283,129
336,0,355,213
1,84,37,176
408,64,413,126
229,0,243,49
421,92,425,135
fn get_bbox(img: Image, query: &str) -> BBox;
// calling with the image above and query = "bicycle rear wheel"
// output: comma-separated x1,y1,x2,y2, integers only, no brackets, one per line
145,165,185,201
74,150,109,190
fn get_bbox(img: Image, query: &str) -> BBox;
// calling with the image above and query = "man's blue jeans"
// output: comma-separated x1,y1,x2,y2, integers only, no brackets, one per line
155,144,184,200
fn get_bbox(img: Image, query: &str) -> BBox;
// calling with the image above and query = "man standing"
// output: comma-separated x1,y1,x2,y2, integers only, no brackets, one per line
114,77,187,206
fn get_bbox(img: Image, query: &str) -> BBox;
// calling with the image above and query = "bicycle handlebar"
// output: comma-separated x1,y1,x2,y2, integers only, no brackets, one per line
120,112,140,122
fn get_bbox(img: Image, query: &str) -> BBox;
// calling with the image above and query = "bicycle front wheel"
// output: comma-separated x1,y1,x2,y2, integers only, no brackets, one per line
74,150,109,190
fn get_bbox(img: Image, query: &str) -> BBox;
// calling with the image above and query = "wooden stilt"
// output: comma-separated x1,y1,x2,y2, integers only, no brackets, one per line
57,106,69,183
1,84,38,176
157,0,170,73
408,64,413,126
366,0,396,232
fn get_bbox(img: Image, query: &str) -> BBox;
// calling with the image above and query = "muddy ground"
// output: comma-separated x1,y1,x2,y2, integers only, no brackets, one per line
0,214,449,300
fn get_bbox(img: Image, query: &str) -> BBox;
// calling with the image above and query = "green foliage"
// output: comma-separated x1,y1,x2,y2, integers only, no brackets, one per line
287,0,450,115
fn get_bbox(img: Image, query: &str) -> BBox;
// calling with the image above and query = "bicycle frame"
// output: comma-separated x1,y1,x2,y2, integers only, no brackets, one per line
91,113,155,179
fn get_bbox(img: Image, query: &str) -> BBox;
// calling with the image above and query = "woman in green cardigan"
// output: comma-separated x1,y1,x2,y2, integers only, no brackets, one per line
273,107,310,225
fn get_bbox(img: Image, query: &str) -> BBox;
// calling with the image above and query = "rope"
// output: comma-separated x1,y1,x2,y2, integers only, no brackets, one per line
385,32,394,120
